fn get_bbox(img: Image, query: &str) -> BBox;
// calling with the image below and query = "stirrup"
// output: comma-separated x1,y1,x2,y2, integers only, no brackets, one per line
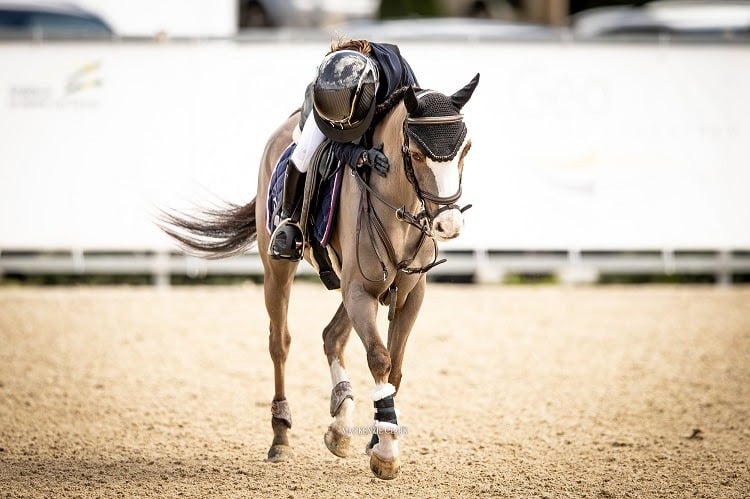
268,219,304,261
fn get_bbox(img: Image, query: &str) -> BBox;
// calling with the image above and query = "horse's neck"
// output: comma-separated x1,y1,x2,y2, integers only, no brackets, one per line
371,104,421,216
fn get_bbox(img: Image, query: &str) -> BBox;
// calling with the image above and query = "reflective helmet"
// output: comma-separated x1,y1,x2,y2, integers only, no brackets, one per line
312,50,379,142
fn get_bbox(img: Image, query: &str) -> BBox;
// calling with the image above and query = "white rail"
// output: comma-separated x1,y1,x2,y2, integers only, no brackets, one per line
2,249,748,286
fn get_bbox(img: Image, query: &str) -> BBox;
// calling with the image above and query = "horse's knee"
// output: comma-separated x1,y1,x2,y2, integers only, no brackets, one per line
367,345,391,379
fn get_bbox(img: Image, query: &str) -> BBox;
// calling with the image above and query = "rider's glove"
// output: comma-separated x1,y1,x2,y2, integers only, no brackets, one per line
361,145,389,177
333,143,389,177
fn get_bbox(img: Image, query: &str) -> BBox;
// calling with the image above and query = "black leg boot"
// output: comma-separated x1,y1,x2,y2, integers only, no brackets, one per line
268,162,306,260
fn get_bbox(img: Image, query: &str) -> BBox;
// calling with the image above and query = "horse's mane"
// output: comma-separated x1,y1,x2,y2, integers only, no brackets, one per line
374,86,417,124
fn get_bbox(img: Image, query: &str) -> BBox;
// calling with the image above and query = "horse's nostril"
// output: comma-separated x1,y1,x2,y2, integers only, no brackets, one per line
435,222,443,233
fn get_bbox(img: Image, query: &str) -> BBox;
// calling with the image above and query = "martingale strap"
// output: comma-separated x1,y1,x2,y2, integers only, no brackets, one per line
351,166,446,285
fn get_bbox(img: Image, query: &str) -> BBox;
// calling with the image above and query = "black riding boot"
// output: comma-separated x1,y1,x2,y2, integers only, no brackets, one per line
268,162,305,260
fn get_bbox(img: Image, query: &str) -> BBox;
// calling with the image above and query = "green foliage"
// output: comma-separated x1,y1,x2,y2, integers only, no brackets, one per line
0,274,154,286
169,275,262,286
503,273,559,285
378,0,447,19
597,273,717,285
0,273,262,286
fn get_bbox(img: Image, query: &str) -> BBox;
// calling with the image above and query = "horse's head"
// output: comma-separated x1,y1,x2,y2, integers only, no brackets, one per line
402,74,479,242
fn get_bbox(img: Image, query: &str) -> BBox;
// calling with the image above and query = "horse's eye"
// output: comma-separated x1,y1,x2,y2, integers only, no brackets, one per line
410,152,424,163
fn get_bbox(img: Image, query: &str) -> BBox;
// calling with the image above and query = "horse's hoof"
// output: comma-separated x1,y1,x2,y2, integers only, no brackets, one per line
369,453,400,480
266,444,294,463
324,426,352,458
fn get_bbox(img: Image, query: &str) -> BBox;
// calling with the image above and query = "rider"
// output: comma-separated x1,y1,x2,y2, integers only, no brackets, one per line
268,39,419,260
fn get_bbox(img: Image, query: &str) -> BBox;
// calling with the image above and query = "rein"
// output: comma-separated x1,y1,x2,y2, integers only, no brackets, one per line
351,166,444,283
350,110,472,284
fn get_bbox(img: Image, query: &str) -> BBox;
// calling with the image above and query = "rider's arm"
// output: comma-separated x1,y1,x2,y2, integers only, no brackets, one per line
331,142,389,177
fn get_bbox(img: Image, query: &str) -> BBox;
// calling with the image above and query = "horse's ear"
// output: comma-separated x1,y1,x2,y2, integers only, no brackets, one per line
451,73,480,110
404,85,419,115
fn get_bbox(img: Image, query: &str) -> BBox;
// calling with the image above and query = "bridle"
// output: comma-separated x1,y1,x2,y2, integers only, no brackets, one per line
401,113,473,224
350,108,472,284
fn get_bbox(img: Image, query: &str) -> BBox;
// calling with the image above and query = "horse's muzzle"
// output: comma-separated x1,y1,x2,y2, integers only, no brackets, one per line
430,206,465,242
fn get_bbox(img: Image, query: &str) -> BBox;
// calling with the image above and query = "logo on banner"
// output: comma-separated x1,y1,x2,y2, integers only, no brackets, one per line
8,61,103,109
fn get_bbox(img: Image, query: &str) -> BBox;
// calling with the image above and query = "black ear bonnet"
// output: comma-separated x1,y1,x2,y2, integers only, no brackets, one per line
405,90,467,161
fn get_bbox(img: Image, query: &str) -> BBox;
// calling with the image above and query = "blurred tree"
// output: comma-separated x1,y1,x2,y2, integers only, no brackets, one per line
378,0,446,18
520,0,568,25
377,0,656,22
569,0,652,15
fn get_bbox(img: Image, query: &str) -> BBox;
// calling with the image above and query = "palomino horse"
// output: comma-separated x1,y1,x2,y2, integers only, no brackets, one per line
160,74,479,479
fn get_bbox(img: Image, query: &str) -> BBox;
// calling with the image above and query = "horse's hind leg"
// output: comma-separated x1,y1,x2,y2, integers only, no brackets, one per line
263,260,297,463
322,302,355,457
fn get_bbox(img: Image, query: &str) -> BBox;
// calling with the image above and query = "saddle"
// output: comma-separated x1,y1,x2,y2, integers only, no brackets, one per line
266,140,344,290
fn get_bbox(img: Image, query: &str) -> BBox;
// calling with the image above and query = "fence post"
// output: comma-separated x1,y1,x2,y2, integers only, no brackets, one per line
717,250,731,286
153,251,170,288
474,248,502,284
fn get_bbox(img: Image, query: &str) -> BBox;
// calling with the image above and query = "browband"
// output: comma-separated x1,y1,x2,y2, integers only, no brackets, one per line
406,114,464,125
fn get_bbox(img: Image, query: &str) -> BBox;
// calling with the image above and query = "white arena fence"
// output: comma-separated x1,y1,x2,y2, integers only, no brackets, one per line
1,36,749,284
1,248,749,286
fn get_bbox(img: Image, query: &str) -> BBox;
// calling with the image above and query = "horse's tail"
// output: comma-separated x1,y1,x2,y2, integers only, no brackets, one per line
157,198,258,259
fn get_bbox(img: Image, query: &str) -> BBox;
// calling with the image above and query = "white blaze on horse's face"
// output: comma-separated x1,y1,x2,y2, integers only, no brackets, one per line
414,137,472,242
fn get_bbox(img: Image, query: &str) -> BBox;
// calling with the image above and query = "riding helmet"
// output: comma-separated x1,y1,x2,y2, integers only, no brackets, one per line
312,49,379,143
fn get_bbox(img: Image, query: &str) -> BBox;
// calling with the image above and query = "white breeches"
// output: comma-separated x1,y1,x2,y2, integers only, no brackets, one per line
290,117,327,173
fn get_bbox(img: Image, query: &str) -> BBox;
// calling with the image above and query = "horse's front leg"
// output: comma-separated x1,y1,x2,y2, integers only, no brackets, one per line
387,276,425,394
343,284,401,480
322,302,355,458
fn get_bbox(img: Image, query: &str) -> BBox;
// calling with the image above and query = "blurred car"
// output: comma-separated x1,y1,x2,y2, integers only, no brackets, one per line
239,0,298,28
571,0,750,40
0,1,113,40
239,0,379,28
377,0,517,20
334,17,562,42
238,0,518,29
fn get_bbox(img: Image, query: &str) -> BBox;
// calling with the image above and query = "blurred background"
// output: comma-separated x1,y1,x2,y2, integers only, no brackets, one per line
1,0,749,286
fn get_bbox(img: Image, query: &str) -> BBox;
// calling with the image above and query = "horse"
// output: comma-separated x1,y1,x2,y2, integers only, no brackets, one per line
159,73,479,480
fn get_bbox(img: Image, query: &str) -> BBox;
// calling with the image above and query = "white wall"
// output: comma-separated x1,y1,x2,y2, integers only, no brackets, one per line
1,40,749,252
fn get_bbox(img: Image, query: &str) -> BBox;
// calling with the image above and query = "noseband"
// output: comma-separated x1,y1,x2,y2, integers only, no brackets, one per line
350,109,472,284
